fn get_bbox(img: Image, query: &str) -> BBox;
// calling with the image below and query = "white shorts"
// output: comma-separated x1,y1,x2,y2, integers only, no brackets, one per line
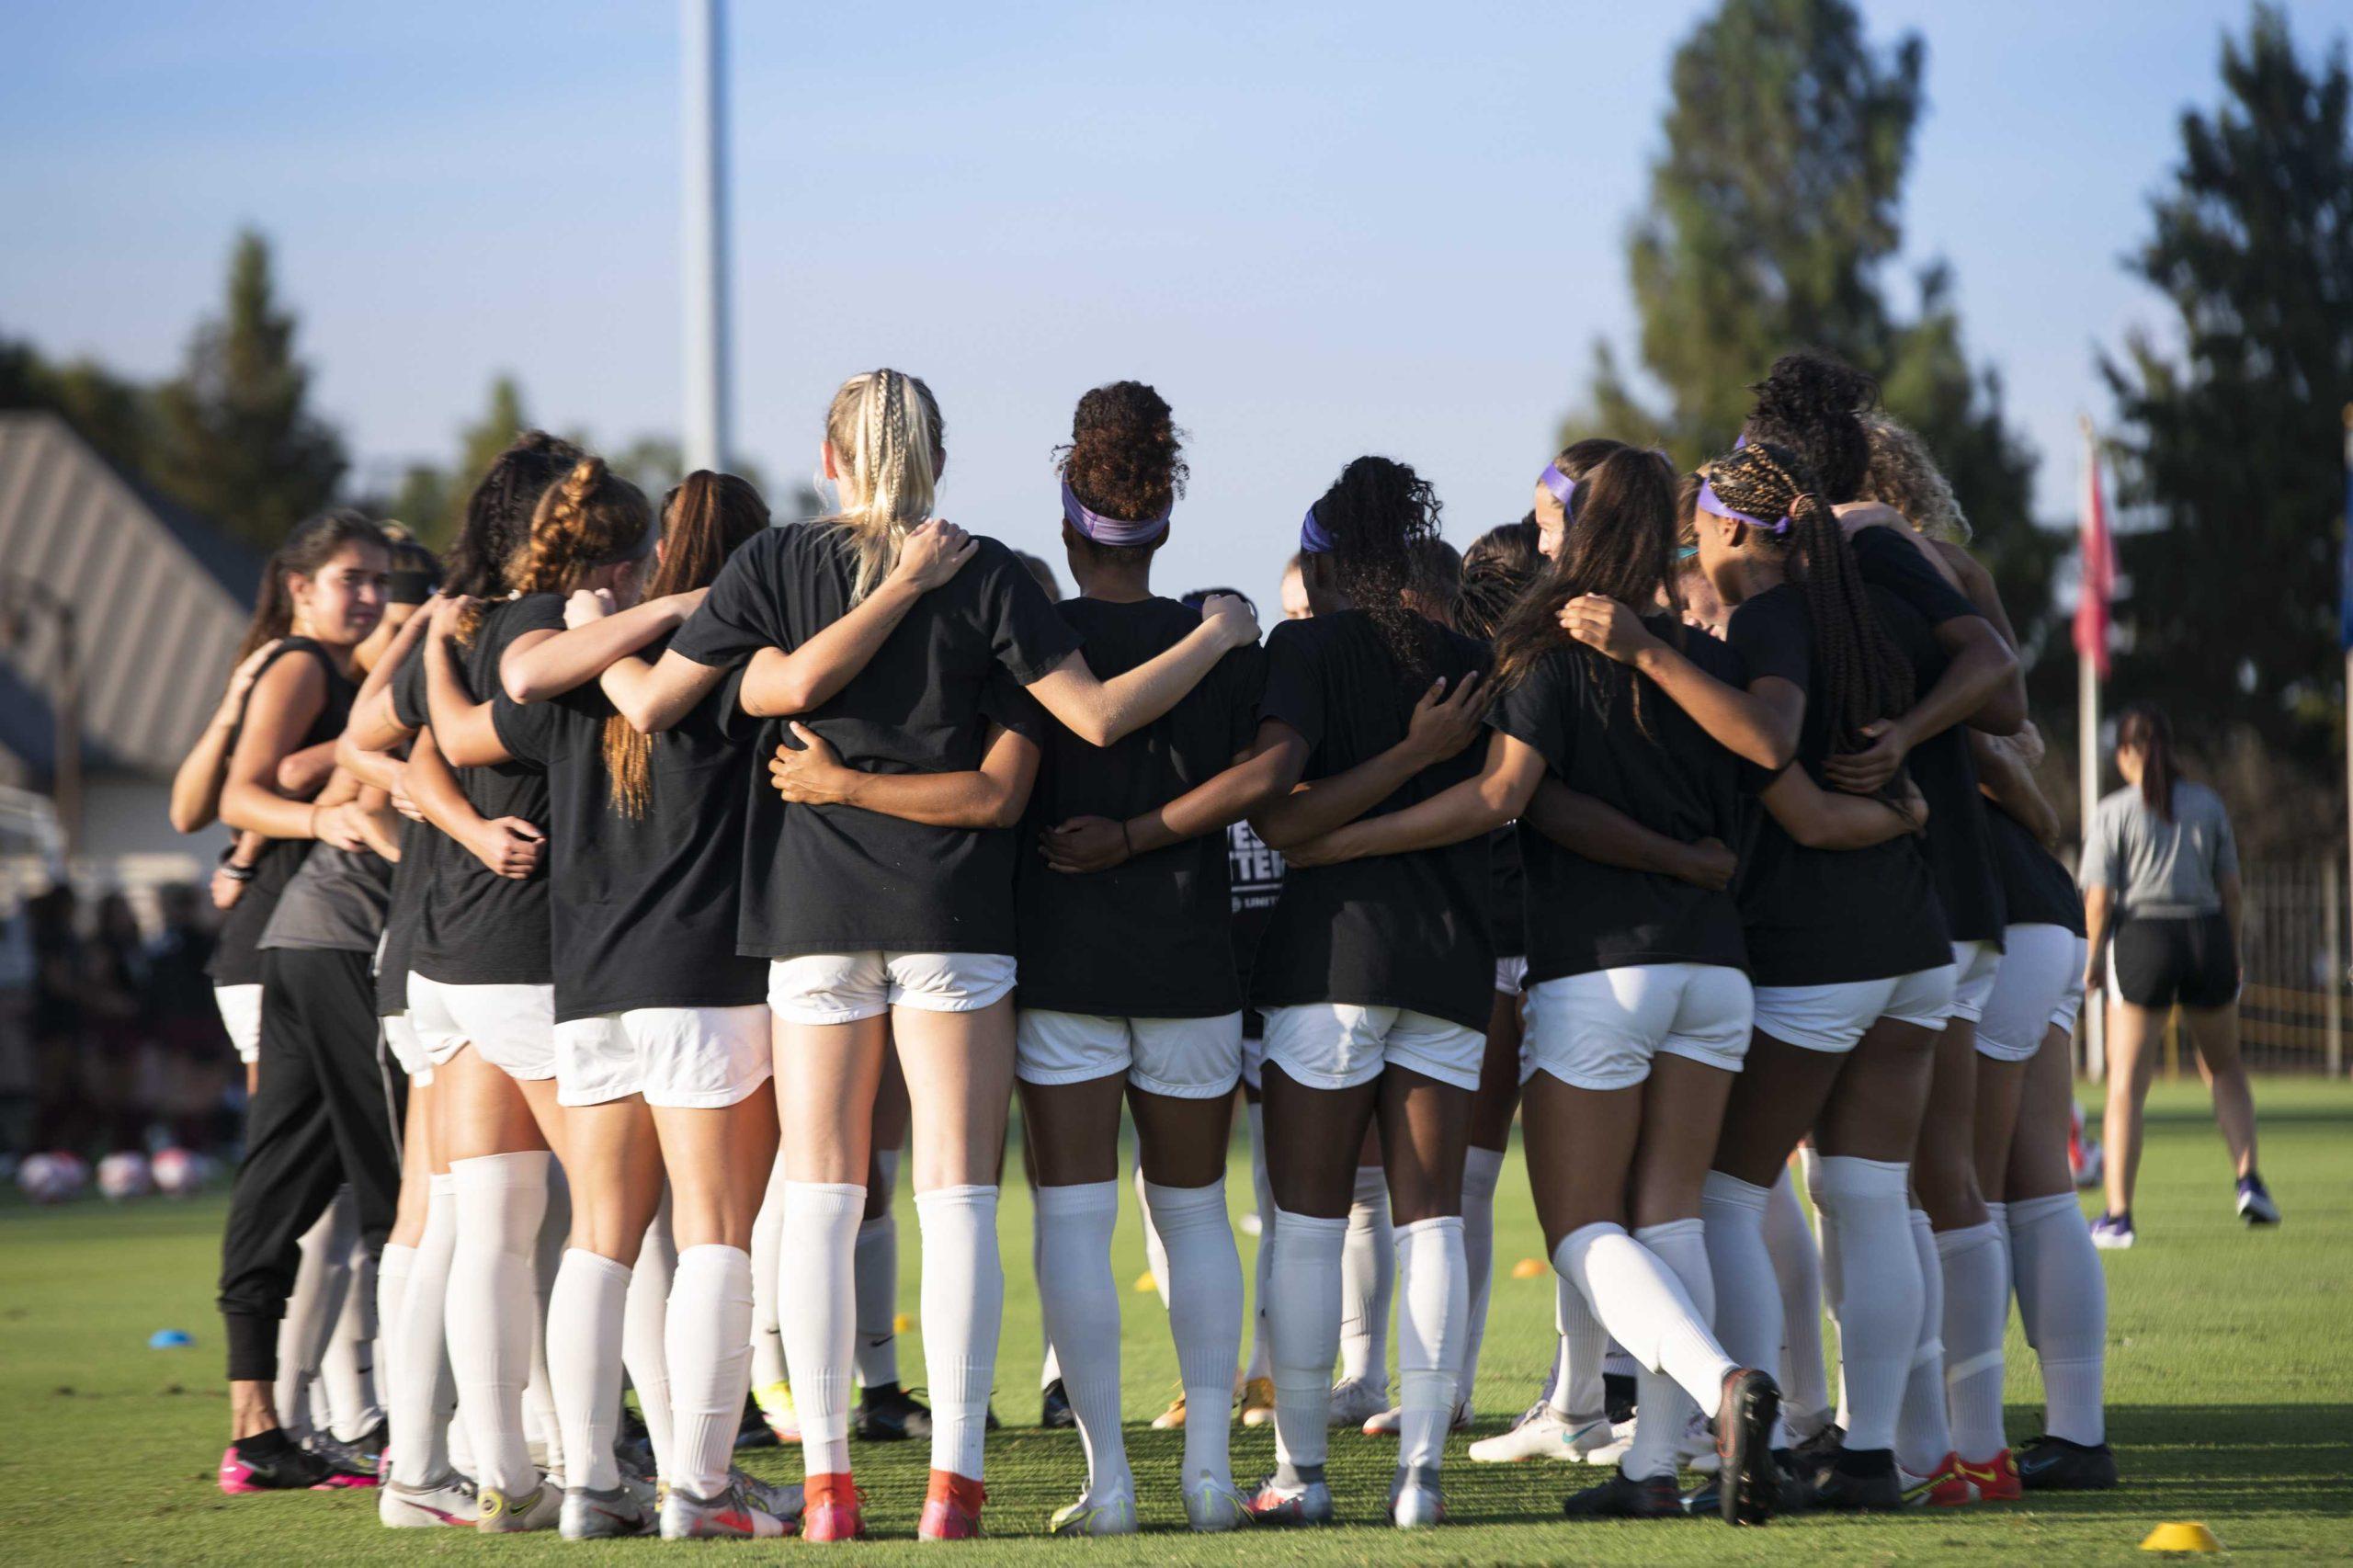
1753,963,1959,1055
214,983,264,1065
1241,1028,1267,1093
407,972,557,1080
1522,964,1754,1091
767,950,1017,1026
1977,926,2085,1062
1949,939,2003,1024
2051,967,2087,1036
381,1012,434,1085
1260,1004,1486,1094
1015,1010,1244,1099
554,1005,773,1109
1495,955,1529,997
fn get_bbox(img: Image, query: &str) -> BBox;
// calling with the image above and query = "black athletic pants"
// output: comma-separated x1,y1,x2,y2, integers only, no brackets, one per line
217,947,405,1381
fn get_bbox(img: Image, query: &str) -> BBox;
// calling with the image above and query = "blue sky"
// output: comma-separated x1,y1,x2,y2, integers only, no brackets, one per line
6,1,2346,608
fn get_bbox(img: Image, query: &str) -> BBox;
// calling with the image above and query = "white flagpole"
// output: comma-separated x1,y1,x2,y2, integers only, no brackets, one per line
682,0,732,473
2080,415,2106,1081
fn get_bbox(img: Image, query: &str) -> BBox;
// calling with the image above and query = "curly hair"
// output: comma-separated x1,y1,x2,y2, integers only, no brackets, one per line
1055,381,1187,569
1742,350,1881,503
506,457,654,601
445,430,586,645
1708,438,1913,755
1859,412,1971,544
1455,518,1541,642
1307,455,1443,691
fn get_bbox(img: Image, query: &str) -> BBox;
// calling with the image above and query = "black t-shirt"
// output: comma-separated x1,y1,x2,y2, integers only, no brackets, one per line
1989,805,2085,935
1012,597,1265,1018
1870,583,2006,946
374,640,432,1013
1725,585,1950,986
207,639,357,986
1495,625,1749,983
1248,610,1494,1031
493,635,768,1021
668,525,1085,958
1488,825,1527,962
410,596,567,985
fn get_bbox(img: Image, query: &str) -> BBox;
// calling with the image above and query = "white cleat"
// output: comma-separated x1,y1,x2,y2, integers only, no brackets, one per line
1049,1487,1139,1537
379,1473,478,1528
1328,1377,1389,1429
560,1482,654,1540
1247,1475,1336,1526
1361,1401,1471,1437
1183,1472,1254,1533
1389,1463,1446,1528
475,1477,563,1534
1469,1403,1620,1464
660,1477,795,1540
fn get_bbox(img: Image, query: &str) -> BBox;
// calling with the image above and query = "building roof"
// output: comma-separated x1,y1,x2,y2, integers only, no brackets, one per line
0,412,264,781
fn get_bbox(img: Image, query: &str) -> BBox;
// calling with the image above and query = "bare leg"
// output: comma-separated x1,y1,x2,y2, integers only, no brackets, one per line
2182,1005,2258,1179
2100,1003,2160,1217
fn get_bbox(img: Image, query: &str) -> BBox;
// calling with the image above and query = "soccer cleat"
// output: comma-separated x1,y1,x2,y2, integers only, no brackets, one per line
2236,1174,2280,1225
1152,1387,1188,1430
1901,1450,1978,1507
753,1379,801,1445
1960,1449,2021,1502
1561,1468,1681,1519
1361,1400,1471,1437
917,1470,987,1540
476,1477,563,1533
1812,1453,1904,1512
736,1390,778,1449
1716,1367,1781,1526
1049,1487,1138,1537
2090,1211,2135,1249
1237,1376,1276,1427
1040,1379,1075,1431
854,1383,933,1442
1469,1403,1620,1464
733,1468,805,1523
661,1476,797,1540
1388,1463,1446,1528
1792,1421,1846,1470
1327,1376,1388,1428
800,1473,865,1543
2016,1434,2120,1491
312,1422,388,1486
1247,1474,1336,1526
563,1482,654,1540
1183,1472,1253,1532
218,1436,334,1494
380,1473,479,1527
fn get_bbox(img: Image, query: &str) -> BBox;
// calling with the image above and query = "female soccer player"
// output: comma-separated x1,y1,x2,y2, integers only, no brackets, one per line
620,368,1258,1540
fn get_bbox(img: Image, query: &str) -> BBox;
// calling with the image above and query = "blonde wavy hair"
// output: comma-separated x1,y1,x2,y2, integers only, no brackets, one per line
821,369,945,605
1859,413,1971,545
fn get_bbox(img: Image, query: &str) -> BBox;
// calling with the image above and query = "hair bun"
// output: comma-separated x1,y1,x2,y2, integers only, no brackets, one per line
1749,351,1879,426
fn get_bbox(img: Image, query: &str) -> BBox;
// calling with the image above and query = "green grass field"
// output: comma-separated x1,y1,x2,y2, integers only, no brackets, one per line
4,1078,2347,1565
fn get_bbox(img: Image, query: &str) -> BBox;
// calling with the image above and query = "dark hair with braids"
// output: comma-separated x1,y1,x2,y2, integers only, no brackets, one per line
1742,350,1880,503
1706,438,1913,753
1305,455,1443,690
1455,518,1541,641
445,430,587,645
1055,381,1185,570
603,472,767,817
507,458,654,600
1493,449,1679,736
2116,701,2179,820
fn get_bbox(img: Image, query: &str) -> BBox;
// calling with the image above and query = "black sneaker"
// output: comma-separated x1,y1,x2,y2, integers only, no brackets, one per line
309,1423,388,1486
1563,1469,1681,1519
854,1383,934,1442
734,1391,777,1449
2017,1433,2120,1491
220,1429,335,1493
1602,1372,1639,1426
1792,1421,1845,1470
1715,1369,1781,1525
1810,1449,1903,1512
616,1404,655,1477
1040,1379,1075,1430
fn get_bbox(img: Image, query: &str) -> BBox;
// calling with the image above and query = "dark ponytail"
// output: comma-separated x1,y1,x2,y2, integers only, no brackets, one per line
234,549,292,664
2117,702,2178,821
1306,455,1443,692
1455,518,1541,642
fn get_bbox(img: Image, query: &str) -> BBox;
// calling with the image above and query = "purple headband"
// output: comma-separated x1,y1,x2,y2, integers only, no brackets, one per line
1061,479,1170,547
1696,477,1790,535
1300,504,1336,554
1539,462,1577,507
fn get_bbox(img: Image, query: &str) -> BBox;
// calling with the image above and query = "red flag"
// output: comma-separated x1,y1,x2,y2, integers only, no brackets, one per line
2075,419,2113,678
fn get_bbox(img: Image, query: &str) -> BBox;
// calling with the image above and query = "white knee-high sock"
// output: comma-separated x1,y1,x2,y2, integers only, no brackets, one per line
625,1202,676,1477
324,1233,381,1441
1700,1171,1780,1443
1764,1168,1831,1437
524,1165,570,1483
389,1175,458,1485
1144,1178,1244,1488
1245,1102,1275,1383
1546,1271,1600,1419
915,1185,1003,1481
1393,1215,1468,1472
448,1152,552,1496
276,1196,351,1440
1267,1205,1347,1474
749,1155,788,1392
376,1241,415,1417
1556,1221,1734,1408
780,1182,863,1477
1812,1156,1922,1456
668,1244,755,1500
1940,1217,2009,1461
2007,1192,2107,1445
1134,1163,1173,1310
1035,1183,1129,1499
855,1149,902,1390
1619,1219,1717,1481
546,1248,631,1494
1339,1168,1392,1390
1895,1210,1951,1474
1803,1150,1852,1432
1457,1147,1504,1409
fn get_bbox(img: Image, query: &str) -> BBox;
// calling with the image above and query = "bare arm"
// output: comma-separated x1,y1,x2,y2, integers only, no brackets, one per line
2082,884,2114,991
335,724,406,794
1559,597,1802,771
1248,675,1489,851
1037,744,1301,874
342,600,436,755
1280,733,1545,867
276,740,341,798
503,590,703,703
425,614,510,768
739,519,977,719
2218,870,2243,956
1822,618,2021,793
220,653,331,841
1523,778,1736,889
1023,596,1262,749
168,639,284,833
1761,766,1927,849
767,722,1040,831
607,648,729,734
405,728,543,881
1972,728,2062,847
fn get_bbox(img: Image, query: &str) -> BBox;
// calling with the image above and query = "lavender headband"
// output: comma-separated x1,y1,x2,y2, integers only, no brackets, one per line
1697,477,1790,535
1061,479,1170,547
1300,504,1336,554
1539,462,1577,507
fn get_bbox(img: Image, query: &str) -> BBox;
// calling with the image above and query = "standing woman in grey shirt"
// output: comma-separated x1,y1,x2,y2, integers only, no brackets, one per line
2080,703,2275,1246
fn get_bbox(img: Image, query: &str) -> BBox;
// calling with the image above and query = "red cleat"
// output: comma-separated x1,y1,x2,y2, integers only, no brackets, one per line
800,1473,865,1543
1904,1451,1978,1507
917,1470,986,1540
1960,1449,2022,1502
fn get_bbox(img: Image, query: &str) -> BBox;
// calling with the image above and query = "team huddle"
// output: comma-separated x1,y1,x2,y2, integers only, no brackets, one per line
187,352,2128,1540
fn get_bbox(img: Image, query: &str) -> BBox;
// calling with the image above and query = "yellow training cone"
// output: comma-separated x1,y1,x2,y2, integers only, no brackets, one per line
892,1312,914,1335
1511,1257,1547,1279
2141,1522,2222,1553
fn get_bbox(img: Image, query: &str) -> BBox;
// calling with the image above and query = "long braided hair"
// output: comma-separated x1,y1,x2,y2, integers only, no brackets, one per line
1306,455,1443,693
1707,439,1913,756
445,430,587,646
820,369,945,606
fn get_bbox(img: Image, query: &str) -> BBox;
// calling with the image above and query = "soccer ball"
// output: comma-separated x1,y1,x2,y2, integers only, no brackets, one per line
97,1151,153,1201
151,1147,210,1198
17,1151,87,1204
